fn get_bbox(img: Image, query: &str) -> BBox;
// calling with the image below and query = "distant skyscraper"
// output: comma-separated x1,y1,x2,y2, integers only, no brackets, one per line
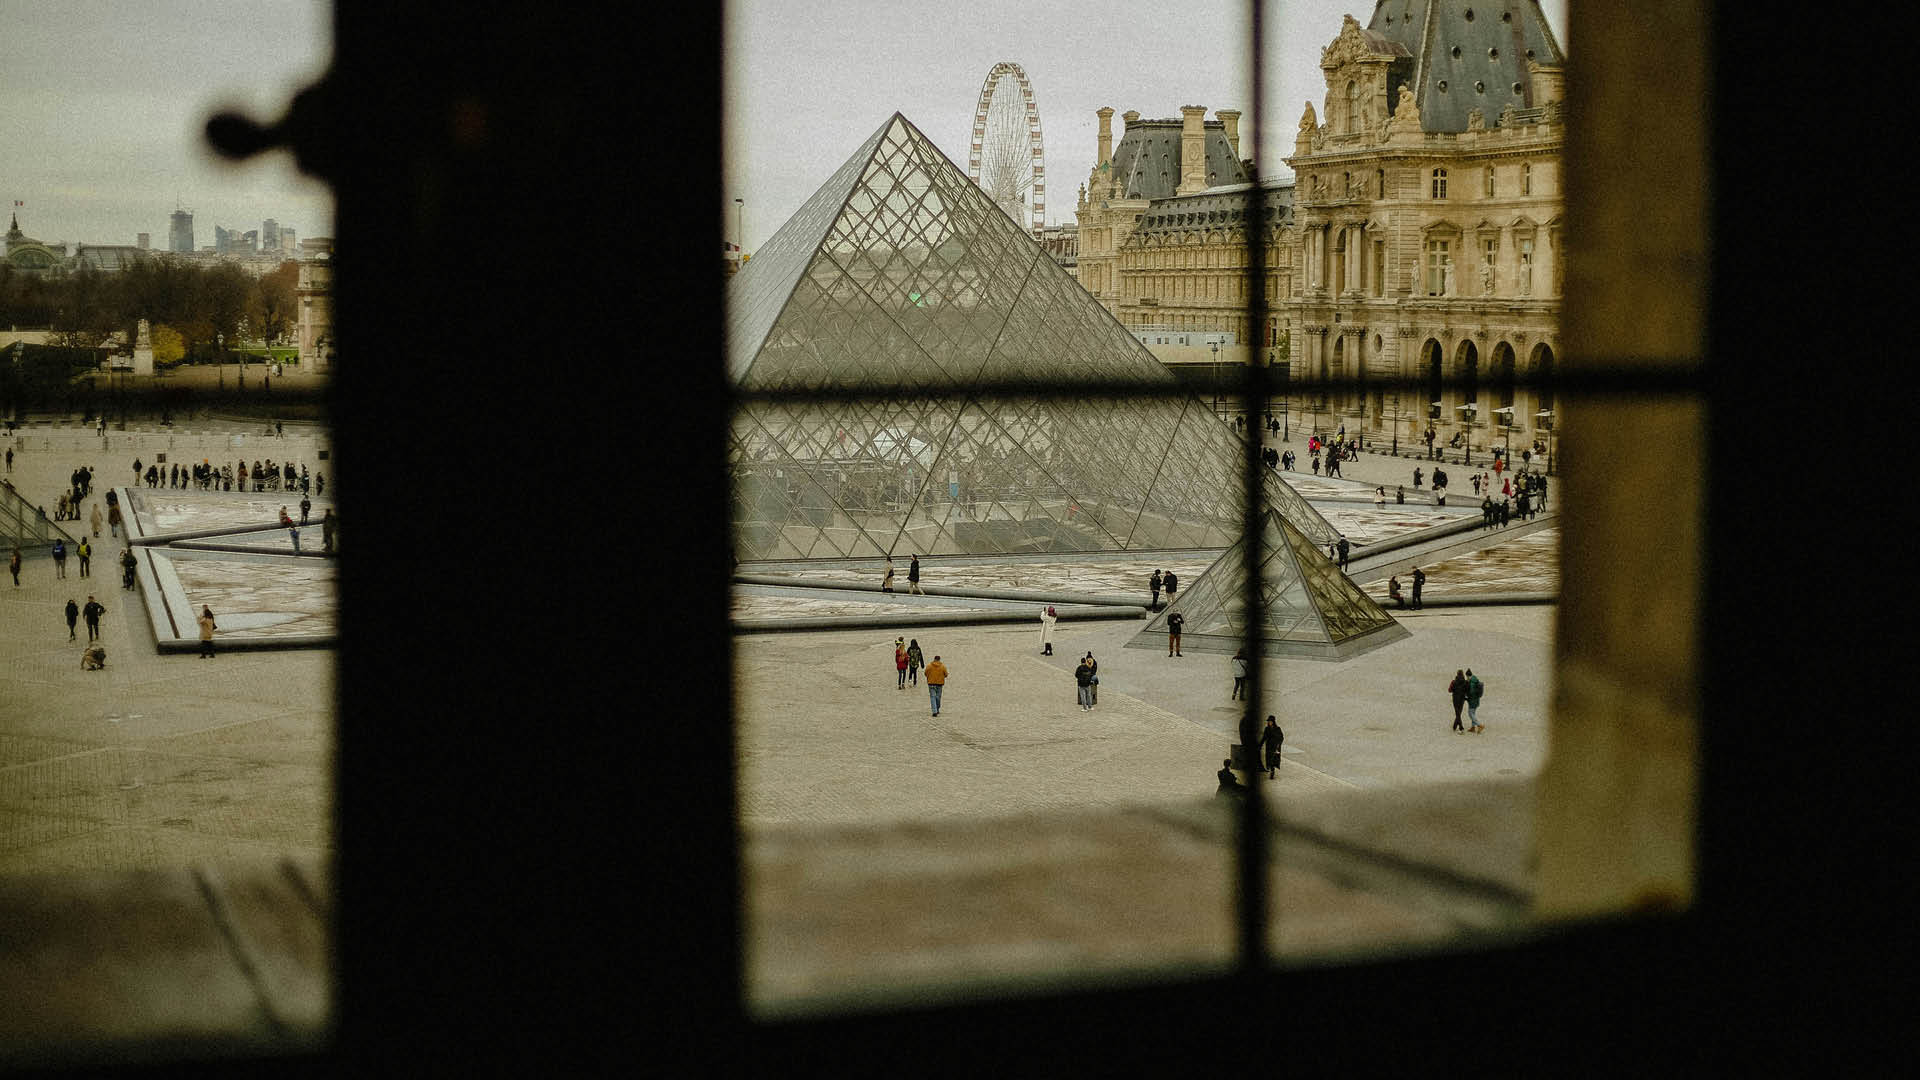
214,225,233,254
279,227,294,254
169,209,194,253
262,219,280,251
241,229,259,254
137,233,150,250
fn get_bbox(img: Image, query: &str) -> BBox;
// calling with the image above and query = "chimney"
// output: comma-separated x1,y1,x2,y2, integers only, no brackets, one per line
1177,105,1208,195
1122,109,1140,128
1096,107,1115,167
1528,62,1565,108
1216,109,1241,158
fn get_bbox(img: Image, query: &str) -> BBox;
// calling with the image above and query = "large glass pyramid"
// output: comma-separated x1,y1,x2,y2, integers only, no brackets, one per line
728,112,1336,561
1126,509,1409,661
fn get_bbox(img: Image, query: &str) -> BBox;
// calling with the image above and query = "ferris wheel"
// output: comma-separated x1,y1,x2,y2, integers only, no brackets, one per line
967,61,1045,235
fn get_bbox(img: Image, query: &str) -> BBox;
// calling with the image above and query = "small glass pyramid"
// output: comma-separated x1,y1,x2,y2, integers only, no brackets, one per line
1127,509,1409,660
728,113,1336,561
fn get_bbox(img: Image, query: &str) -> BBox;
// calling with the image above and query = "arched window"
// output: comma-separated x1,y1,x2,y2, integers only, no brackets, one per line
1346,80,1359,134
1431,168,1448,199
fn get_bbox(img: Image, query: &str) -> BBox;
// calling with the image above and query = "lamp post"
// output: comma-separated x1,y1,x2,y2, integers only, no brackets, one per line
1272,350,1289,442
1456,402,1476,465
1210,340,1221,418
733,198,745,269
1536,410,1555,476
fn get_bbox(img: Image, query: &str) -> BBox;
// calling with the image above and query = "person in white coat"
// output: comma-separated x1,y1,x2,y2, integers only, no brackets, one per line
1039,605,1056,655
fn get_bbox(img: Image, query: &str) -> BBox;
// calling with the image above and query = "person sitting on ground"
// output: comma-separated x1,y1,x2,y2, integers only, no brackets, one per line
1216,759,1245,799
81,644,106,671
1388,575,1405,608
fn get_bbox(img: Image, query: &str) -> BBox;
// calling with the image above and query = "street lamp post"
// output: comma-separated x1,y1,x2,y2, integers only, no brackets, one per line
733,198,745,269
1210,340,1221,418
1456,403,1476,465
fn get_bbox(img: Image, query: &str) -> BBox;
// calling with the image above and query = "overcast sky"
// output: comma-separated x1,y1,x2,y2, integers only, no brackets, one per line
726,0,1566,251
0,0,333,249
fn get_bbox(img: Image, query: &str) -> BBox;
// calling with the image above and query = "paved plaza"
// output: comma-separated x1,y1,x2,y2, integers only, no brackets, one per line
2,421,334,877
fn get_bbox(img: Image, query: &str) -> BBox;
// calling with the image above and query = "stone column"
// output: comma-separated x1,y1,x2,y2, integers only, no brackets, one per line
1096,107,1115,168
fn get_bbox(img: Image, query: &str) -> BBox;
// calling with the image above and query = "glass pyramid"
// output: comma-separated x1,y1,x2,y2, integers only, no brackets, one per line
728,112,1336,561
1126,509,1410,661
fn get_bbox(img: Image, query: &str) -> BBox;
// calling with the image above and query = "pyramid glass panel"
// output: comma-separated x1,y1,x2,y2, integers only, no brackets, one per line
728,113,1338,560
1127,510,1410,661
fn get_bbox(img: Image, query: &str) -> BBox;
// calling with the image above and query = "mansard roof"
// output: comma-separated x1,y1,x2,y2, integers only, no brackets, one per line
1367,0,1565,134
1109,119,1250,201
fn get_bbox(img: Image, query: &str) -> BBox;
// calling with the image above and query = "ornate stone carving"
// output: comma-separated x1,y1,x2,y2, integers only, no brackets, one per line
1499,101,1517,129
1320,15,1374,70
1474,328,1490,341
1398,325,1419,338
1299,101,1318,133
1385,84,1420,136
1481,263,1495,295
1466,107,1485,133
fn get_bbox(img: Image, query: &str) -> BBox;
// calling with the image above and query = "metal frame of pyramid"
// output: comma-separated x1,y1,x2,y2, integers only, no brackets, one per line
727,113,1337,561
1126,508,1409,661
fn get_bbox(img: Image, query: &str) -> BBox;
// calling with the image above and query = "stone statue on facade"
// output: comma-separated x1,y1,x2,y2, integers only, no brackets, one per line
1299,101,1318,133
1466,107,1485,133
1481,262,1495,295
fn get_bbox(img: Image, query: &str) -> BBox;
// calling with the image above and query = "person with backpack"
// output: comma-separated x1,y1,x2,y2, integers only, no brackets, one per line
894,637,909,690
1466,669,1486,733
905,639,924,686
51,538,67,579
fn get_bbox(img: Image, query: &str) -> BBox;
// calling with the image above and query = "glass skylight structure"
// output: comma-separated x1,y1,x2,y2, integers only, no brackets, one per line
728,114,1336,560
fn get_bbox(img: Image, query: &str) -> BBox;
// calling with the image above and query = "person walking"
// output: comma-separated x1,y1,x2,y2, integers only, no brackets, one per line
905,639,924,686
1413,466,1423,489
1166,610,1184,657
8,546,19,587
300,496,312,526
1149,569,1163,611
1448,669,1469,732
1039,605,1056,656
1230,649,1248,699
1411,566,1425,610
1466,669,1486,733
1163,570,1178,607
907,554,924,595
924,655,947,716
90,502,102,538
322,509,336,554
4,447,10,472
881,557,895,593
197,605,217,658
51,538,67,579
1337,536,1351,572
121,547,137,590
82,595,104,642
894,637,909,689
76,537,90,578
1260,715,1284,779
1074,655,1096,711
1083,651,1098,705
65,598,79,640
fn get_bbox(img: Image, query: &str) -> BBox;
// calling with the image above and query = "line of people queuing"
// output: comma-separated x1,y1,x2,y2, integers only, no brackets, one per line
132,455,322,496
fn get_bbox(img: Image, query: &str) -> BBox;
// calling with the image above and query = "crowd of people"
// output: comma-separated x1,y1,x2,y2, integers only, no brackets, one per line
132,455,322,496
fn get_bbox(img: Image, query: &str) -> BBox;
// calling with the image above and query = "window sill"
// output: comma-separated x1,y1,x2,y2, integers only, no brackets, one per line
0,857,330,1069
